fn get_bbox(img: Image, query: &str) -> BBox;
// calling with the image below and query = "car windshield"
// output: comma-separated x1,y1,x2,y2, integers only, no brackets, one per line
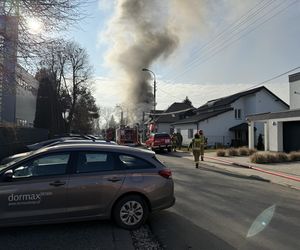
0,0,299,249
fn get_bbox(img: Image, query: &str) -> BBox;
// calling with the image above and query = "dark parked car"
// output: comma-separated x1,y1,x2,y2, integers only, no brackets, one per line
26,136,90,151
0,143,175,229
0,139,117,165
145,133,172,152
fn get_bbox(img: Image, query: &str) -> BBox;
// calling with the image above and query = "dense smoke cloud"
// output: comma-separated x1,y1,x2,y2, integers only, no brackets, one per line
103,0,213,123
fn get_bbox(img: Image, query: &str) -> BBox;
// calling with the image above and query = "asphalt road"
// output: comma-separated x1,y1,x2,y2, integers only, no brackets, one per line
0,220,134,250
151,152,300,250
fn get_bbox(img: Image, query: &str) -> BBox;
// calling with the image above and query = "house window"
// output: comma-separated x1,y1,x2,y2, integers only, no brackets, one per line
188,129,193,138
235,109,241,119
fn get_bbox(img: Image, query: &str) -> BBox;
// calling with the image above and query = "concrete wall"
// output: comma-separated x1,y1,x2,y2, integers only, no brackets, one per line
0,126,48,160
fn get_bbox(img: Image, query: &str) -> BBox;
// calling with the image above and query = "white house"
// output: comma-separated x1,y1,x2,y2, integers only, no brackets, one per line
172,86,289,147
247,72,300,152
152,101,194,134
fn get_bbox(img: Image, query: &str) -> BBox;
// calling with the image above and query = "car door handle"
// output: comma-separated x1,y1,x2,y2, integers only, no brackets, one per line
106,177,122,182
49,181,66,187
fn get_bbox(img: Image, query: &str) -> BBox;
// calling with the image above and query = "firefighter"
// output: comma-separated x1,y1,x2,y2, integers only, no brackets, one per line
176,132,183,150
171,133,178,152
198,130,206,161
189,133,202,168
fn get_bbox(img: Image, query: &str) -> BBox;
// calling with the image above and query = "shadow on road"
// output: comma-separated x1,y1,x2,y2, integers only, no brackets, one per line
199,164,271,182
149,210,236,250
0,220,131,250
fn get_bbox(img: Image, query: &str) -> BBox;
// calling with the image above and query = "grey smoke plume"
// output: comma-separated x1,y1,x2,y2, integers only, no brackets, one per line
104,0,211,123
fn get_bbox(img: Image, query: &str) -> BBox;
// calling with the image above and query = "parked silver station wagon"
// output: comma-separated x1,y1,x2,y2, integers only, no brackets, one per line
0,144,175,229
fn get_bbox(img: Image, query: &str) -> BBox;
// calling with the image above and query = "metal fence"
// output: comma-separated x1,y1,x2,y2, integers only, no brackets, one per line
0,126,48,160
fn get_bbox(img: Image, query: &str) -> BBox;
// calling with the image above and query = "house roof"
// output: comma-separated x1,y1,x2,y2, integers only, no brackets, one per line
289,72,300,83
247,109,300,121
155,102,194,123
229,123,248,131
197,86,289,111
172,107,233,125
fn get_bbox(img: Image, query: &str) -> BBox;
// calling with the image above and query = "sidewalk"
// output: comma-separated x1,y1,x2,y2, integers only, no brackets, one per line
177,151,300,190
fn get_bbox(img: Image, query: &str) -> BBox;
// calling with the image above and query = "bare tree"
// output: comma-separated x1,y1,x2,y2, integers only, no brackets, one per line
100,107,114,129
0,0,91,67
37,40,94,132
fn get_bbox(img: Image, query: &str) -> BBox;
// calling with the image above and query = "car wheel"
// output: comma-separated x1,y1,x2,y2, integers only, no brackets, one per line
113,195,149,230
167,147,171,152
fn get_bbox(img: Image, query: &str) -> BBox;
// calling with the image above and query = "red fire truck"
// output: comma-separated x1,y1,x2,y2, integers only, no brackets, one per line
116,126,139,146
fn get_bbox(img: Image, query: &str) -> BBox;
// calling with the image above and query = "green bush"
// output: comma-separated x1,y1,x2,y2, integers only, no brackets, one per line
216,149,226,157
227,148,239,156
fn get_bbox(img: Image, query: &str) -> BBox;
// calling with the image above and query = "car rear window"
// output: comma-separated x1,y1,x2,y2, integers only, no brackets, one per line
154,134,170,139
118,155,155,169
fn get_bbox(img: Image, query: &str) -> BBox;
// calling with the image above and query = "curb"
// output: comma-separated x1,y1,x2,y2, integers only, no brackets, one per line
204,156,300,182
175,152,300,190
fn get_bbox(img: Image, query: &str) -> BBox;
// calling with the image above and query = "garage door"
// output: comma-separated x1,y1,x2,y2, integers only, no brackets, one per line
283,121,300,152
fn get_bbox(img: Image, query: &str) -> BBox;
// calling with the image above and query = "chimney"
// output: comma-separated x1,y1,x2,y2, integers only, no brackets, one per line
289,72,300,110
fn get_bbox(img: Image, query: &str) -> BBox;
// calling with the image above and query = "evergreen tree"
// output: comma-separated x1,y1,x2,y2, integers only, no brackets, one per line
34,69,65,136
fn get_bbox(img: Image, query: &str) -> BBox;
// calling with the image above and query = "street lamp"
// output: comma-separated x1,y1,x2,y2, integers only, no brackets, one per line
142,68,157,115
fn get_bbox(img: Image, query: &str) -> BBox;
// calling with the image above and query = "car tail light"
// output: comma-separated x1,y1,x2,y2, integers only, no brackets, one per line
159,169,172,179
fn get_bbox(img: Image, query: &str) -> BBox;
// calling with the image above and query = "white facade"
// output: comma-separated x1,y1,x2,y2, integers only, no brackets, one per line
175,88,288,147
248,72,300,152
289,77,300,109
174,124,197,145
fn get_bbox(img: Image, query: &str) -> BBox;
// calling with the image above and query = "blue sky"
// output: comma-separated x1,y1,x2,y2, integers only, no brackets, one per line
67,0,300,110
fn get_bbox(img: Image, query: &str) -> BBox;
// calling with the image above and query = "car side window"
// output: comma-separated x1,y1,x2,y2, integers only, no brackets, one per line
118,155,155,169
13,153,70,178
76,152,114,173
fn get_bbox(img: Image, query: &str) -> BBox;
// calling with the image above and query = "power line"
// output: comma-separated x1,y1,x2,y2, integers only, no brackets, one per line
244,66,300,91
145,107,194,116
168,0,296,82
161,0,271,80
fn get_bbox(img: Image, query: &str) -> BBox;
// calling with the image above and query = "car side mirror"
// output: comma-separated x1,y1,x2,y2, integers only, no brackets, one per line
3,170,13,181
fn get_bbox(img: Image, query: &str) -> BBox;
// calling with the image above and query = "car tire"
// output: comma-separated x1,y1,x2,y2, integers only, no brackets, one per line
113,195,149,230
167,147,171,152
